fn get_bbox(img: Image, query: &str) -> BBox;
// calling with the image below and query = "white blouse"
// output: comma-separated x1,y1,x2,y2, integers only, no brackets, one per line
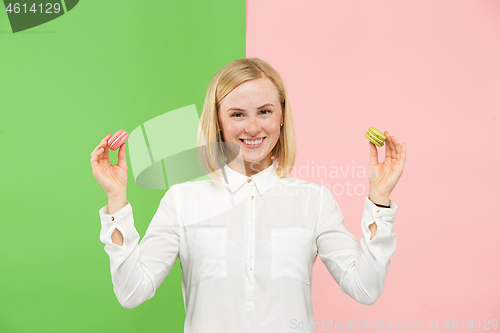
99,161,398,333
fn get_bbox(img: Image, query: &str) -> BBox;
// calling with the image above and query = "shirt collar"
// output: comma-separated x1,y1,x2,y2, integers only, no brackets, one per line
220,160,281,196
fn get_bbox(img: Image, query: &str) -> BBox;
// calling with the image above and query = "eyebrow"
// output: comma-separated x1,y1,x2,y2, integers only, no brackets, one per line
227,103,274,113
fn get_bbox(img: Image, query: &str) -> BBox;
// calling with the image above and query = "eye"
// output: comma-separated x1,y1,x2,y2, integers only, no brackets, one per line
260,109,271,115
231,112,243,118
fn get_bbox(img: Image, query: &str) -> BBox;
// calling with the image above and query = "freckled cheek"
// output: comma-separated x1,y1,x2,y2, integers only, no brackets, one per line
270,124,281,139
224,122,244,141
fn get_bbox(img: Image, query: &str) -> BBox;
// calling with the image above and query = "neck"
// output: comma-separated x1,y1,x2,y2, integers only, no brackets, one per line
227,154,273,177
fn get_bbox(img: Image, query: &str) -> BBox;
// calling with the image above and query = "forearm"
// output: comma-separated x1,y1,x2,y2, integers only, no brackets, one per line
108,193,127,215
368,191,390,206
340,235,395,305
99,201,156,309
316,188,397,305
111,228,124,246
368,222,377,240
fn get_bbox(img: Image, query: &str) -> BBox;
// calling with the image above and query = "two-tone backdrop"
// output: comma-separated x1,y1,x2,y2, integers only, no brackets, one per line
1,0,499,332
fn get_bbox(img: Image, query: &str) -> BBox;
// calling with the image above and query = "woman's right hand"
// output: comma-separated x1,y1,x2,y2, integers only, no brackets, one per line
90,134,128,198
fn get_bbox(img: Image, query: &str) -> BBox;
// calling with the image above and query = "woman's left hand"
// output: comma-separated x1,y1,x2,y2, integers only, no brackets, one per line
368,131,406,203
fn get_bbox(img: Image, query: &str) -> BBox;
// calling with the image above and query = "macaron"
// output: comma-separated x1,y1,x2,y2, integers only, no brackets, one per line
365,127,386,147
107,129,129,151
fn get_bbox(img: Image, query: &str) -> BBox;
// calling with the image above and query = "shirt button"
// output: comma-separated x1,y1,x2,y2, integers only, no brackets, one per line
248,178,252,183
251,196,254,199
250,267,253,271
111,216,115,221
376,210,380,213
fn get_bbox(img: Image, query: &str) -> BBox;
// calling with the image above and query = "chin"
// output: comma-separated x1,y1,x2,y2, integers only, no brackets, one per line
241,155,265,163
242,151,272,163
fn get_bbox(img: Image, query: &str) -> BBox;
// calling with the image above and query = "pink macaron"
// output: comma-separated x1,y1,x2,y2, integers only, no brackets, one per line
107,129,129,151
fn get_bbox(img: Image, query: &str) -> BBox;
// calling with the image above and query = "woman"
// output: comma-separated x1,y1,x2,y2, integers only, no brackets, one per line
90,58,406,333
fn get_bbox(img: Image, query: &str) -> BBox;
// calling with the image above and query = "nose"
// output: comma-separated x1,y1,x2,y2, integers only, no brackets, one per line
245,116,260,136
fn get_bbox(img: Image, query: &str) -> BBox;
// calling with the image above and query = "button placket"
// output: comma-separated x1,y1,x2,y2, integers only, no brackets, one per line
244,180,257,310
250,184,256,276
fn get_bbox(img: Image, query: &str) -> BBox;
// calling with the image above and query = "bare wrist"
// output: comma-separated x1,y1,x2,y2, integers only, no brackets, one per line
107,188,126,198
107,194,127,215
368,192,390,206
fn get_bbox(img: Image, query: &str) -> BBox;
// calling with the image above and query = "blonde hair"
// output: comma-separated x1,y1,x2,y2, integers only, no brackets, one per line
197,58,296,185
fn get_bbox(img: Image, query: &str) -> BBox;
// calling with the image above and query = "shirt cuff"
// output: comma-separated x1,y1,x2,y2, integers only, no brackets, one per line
99,202,132,224
99,202,139,252
362,195,398,243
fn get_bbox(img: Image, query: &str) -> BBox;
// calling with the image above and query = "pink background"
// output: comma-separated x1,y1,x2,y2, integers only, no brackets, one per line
247,0,500,330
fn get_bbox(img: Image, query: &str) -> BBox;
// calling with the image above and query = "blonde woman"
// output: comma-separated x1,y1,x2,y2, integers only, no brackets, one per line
90,58,406,333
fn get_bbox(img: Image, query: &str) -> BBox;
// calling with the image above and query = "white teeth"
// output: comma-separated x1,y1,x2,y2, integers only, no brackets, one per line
243,138,264,145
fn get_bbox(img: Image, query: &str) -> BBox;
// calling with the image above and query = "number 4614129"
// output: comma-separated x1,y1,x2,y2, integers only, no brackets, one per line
5,3,62,14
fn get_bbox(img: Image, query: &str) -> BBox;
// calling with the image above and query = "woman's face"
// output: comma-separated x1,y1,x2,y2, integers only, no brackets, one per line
218,76,283,175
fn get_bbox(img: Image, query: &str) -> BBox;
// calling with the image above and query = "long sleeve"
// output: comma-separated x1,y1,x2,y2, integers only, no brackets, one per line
99,186,180,309
315,186,397,305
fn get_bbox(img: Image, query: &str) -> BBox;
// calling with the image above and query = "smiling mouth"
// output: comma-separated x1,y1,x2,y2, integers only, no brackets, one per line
239,137,266,146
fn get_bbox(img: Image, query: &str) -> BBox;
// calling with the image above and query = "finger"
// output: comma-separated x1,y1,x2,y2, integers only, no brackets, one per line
400,143,407,167
90,144,104,161
90,147,104,170
99,134,112,150
117,143,128,169
91,142,102,156
393,135,402,161
103,142,110,161
91,134,112,156
95,137,110,162
386,132,396,159
369,141,378,167
387,132,396,159
102,134,112,160
102,134,112,144
384,131,393,160
387,132,397,159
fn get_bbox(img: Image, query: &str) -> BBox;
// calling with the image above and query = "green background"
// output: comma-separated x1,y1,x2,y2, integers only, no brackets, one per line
0,1,245,332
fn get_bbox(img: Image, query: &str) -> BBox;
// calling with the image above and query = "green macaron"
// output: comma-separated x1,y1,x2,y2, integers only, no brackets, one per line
365,127,387,147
